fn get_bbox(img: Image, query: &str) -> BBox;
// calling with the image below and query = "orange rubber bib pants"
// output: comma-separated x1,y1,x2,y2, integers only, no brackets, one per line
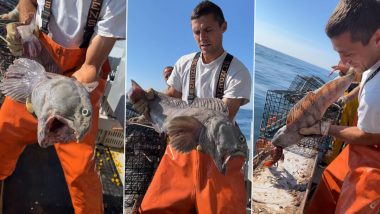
139,145,247,214
307,144,380,214
0,32,109,214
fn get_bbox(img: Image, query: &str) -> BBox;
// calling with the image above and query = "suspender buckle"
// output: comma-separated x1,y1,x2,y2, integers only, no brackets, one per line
187,94,196,103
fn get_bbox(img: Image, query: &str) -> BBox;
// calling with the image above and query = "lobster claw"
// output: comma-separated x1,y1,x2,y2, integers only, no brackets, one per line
263,146,284,167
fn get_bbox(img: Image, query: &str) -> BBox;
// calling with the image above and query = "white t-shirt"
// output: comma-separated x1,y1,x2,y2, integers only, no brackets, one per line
36,0,126,48
167,52,251,105
357,60,380,133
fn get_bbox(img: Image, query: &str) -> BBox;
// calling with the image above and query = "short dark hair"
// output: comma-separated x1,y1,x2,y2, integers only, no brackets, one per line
326,0,380,45
191,1,225,26
163,66,173,71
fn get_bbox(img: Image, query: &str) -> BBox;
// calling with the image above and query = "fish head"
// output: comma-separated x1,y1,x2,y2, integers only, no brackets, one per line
271,125,303,148
205,117,248,174
35,79,93,148
271,125,288,148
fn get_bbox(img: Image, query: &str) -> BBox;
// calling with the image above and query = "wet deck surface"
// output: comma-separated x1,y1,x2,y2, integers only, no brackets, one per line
3,144,73,214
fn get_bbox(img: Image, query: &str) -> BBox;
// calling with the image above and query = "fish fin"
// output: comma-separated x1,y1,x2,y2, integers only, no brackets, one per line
190,98,229,116
128,80,145,103
0,58,47,103
25,96,34,113
286,92,317,126
82,81,98,93
164,116,203,153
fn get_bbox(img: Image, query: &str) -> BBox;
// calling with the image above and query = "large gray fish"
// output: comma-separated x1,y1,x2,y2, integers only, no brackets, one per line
264,68,355,166
128,80,248,174
0,58,96,148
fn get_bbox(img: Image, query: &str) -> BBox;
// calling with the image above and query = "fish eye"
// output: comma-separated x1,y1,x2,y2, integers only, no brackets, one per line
81,108,91,117
239,135,245,142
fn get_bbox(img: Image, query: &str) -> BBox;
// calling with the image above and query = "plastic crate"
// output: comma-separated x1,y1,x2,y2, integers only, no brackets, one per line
95,144,123,214
97,129,124,149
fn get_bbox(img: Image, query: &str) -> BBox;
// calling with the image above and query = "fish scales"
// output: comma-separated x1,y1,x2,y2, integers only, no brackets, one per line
264,69,355,166
128,80,247,174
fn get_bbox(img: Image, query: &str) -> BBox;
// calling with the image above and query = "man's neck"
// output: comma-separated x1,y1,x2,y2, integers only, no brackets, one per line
202,49,225,64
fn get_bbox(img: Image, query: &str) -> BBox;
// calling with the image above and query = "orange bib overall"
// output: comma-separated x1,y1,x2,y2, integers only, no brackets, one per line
307,143,380,214
0,32,109,214
139,146,247,214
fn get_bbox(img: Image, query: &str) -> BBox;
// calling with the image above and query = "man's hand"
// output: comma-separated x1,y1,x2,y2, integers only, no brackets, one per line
4,22,23,56
0,8,20,21
299,121,331,136
3,17,40,57
132,88,155,120
337,96,348,107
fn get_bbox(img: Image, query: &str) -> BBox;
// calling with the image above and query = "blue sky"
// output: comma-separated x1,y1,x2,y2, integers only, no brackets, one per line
126,0,254,109
255,0,341,70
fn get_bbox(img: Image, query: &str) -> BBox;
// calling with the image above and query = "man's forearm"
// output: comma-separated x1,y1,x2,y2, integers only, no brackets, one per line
18,0,37,23
345,85,360,102
329,125,380,145
166,86,182,98
222,98,243,121
72,35,116,83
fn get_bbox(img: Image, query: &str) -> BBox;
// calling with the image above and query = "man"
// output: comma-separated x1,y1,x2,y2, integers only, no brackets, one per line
322,62,361,164
299,0,380,213
0,0,125,213
138,1,251,213
163,66,174,82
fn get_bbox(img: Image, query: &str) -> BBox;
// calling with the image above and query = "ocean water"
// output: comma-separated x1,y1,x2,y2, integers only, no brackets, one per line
236,108,253,141
254,43,333,145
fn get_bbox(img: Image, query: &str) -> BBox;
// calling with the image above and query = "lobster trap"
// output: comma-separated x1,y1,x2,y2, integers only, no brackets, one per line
0,0,18,69
288,75,325,93
257,76,342,158
124,103,166,211
0,0,18,106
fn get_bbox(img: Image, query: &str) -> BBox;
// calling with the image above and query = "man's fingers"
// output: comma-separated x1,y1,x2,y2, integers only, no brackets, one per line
145,88,155,100
299,127,315,135
299,123,321,135
133,100,148,113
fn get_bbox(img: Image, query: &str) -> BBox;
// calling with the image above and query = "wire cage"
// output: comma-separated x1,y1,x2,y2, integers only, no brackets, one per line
257,81,342,158
288,75,325,93
0,0,18,105
124,121,166,210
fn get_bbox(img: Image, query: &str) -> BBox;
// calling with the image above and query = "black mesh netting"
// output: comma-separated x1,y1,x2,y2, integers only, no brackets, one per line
124,102,166,212
0,0,18,105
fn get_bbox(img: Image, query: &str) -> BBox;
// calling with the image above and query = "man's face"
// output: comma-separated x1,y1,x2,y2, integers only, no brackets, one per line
331,30,380,72
191,14,226,60
163,67,173,81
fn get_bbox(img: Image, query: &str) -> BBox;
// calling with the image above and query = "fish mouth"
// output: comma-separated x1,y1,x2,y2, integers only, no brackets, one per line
39,115,78,147
220,151,247,175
